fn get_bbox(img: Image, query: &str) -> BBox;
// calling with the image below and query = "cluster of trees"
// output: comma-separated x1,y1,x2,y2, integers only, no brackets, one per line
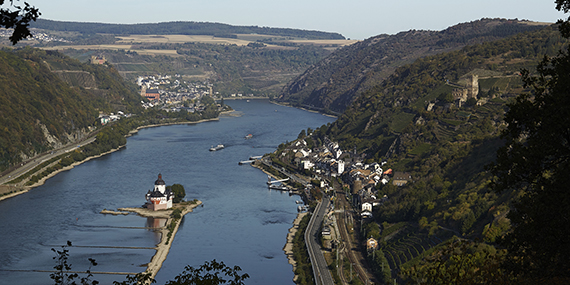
484,0,570,280
167,184,186,203
290,214,314,285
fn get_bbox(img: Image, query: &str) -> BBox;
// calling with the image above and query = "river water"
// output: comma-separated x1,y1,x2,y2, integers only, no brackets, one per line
0,99,335,284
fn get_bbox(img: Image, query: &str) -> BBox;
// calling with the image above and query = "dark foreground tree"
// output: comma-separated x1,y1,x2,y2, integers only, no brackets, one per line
50,241,99,285
489,0,570,282
0,0,40,44
165,260,249,285
50,243,249,285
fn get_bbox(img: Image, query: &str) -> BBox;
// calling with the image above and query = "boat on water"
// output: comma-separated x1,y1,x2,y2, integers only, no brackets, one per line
245,134,253,139
209,144,224,151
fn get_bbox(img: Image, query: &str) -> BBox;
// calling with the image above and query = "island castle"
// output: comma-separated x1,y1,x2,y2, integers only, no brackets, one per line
145,173,173,211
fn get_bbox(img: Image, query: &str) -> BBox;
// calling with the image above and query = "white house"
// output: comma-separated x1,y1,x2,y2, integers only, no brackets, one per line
362,201,373,213
301,160,314,170
337,160,345,175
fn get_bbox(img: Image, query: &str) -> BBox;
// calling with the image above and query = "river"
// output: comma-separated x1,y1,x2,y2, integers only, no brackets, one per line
0,99,335,284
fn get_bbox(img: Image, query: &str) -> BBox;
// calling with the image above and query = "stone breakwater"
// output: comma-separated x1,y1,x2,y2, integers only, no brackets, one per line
102,201,203,279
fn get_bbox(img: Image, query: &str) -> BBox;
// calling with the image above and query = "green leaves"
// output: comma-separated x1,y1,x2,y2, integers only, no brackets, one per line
165,260,250,285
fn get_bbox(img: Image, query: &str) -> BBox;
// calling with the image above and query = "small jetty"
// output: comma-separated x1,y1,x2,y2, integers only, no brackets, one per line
268,184,290,191
267,175,290,185
100,209,130,215
239,160,255,165
209,144,224,151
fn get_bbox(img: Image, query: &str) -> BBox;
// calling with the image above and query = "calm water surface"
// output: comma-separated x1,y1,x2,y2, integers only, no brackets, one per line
0,100,335,284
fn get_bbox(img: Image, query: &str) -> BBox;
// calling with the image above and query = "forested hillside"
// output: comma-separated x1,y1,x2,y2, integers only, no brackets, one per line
0,47,143,172
31,19,345,40
307,25,566,280
277,18,549,113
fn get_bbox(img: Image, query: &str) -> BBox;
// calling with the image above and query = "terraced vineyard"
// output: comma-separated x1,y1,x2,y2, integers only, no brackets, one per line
54,70,97,88
380,223,449,279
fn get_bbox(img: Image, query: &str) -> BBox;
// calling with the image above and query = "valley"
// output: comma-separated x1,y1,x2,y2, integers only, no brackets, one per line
0,12,568,284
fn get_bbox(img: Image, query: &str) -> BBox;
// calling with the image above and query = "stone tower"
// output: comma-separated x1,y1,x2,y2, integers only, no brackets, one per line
468,74,479,99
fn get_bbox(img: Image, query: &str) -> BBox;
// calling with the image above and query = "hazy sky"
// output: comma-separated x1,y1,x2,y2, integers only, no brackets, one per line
27,0,567,39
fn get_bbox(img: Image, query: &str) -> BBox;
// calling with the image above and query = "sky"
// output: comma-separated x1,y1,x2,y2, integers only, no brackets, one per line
25,0,567,40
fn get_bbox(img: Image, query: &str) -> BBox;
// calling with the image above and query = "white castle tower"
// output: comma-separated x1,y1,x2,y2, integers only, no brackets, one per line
145,173,173,211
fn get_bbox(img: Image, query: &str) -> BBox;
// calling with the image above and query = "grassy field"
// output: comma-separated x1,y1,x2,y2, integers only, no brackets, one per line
40,34,357,56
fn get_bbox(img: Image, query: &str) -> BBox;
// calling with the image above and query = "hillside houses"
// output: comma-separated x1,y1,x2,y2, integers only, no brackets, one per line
98,111,132,125
285,137,391,185
136,74,213,110
278,135,418,220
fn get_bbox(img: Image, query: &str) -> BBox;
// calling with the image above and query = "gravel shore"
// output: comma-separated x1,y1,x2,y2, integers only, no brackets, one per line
283,212,308,282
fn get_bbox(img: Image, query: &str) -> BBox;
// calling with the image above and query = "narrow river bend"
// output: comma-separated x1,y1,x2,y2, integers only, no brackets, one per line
0,99,335,284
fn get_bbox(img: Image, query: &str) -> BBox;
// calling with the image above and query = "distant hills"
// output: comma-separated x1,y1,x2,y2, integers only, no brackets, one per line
31,19,346,40
23,19,350,98
277,18,550,113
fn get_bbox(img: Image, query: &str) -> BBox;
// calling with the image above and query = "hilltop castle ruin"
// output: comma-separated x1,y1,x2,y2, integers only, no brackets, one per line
452,74,479,104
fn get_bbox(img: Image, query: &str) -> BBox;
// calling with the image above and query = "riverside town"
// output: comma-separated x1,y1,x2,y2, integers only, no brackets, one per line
0,3,569,284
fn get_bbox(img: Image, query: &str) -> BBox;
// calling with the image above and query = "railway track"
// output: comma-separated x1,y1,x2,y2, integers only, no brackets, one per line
335,188,377,284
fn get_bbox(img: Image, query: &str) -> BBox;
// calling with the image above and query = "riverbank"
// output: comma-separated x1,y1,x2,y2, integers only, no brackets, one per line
0,116,229,203
283,212,308,282
0,145,125,202
220,96,269,100
103,200,203,279
269,101,338,118
126,117,223,137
